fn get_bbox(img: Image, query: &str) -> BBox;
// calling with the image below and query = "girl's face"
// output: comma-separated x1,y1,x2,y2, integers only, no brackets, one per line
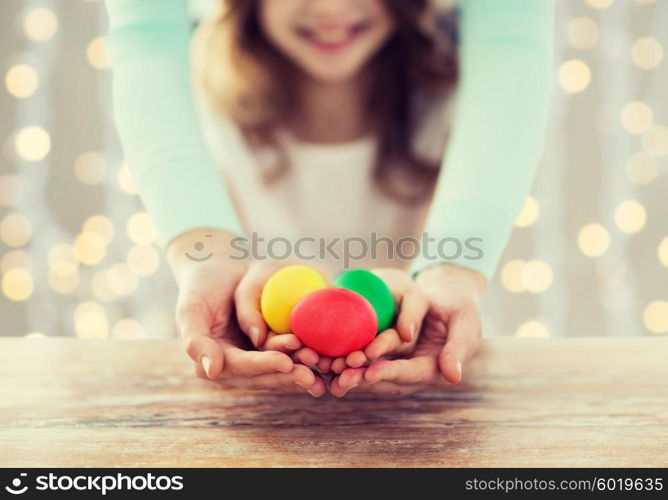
259,0,395,84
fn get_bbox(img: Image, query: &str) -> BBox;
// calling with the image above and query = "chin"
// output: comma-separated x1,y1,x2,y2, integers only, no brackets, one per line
302,62,366,85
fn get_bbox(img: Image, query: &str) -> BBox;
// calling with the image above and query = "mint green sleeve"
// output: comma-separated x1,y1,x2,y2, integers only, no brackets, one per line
410,0,555,282
104,0,244,245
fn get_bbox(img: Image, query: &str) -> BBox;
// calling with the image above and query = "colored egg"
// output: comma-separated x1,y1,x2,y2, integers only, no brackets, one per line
260,265,327,334
290,288,377,357
333,269,395,332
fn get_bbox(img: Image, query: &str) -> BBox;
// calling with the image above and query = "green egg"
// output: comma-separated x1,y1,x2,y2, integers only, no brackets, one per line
333,269,395,333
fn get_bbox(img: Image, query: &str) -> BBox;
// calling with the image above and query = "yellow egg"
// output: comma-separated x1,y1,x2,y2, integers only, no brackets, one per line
260,265,327,334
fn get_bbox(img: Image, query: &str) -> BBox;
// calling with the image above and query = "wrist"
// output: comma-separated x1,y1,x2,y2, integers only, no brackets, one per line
415,263,487,296
166,228,248,281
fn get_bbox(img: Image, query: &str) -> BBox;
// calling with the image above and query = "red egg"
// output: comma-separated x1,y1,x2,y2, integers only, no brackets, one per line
290,288,377,357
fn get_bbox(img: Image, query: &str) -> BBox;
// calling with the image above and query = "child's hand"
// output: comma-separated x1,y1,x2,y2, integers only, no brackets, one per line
168,230,325,397
233,259,324,369
328,268,429,374
329,264,485,397
190,320,326,397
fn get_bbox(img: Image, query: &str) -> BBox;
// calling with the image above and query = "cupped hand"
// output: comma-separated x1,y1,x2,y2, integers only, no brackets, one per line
233,259,326,369
328,267,429,374
168,230,325,397
329,264,486,397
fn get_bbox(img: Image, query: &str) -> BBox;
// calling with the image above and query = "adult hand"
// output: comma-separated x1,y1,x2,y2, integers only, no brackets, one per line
329,264,486,397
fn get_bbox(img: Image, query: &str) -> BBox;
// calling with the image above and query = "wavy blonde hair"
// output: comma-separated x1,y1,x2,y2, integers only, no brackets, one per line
195,0,458,204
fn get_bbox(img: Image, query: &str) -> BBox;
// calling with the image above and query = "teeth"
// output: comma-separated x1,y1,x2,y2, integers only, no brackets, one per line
313,29,351,44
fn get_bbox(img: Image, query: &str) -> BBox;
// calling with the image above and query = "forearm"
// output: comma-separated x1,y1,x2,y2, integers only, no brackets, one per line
104,0,244,246
412,0,555,282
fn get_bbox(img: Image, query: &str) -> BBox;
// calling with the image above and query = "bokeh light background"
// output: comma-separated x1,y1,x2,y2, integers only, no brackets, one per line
0,0,666,340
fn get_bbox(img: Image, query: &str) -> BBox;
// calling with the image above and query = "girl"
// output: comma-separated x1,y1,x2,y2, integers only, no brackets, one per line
105,0,554,397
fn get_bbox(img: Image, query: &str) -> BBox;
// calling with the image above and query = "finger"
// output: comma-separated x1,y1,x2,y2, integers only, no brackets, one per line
351,379,425,396
223,346,293,376
345,350,367,368
233,365,326,397
439,305,482,384
193,362,208,381
317,356,333,373
178,310,224,379
234,266,270,347
364,329,402,360
365,356,437,385
293,347,319,366
263,332,302,353
329,368,365,398
396,288,429,342
331,357,347,374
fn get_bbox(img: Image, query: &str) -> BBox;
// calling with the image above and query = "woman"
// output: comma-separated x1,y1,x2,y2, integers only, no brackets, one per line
104,0,554,397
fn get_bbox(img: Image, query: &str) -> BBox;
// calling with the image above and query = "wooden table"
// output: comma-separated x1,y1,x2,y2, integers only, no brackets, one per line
1,338,666,467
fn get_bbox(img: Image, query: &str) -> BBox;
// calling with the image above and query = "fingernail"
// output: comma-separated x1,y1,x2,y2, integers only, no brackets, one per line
250,326,260,345
456,360,463,380
202,356,212,378
295,381,309,389
343,383,358,396
410,324,417,341
307,389,319,398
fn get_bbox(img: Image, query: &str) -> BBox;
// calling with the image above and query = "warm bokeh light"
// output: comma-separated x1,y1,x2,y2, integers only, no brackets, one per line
501,259,526,293
4,64,39,99
515,195,540,228
49,244,79,276
0,213,32,247
83,215,115,245
106,263,138,296
567,17,598,49
558,59,591,93
2,268,34,301
117,164,139,194
614,200,646,234
73,231,107,266
521,260,554,293
620,101,653,135
642,125,668,157
586,0,614,7
25,332,46,339
126,212,158,245
1,250,31,274
23,8,59,42
631,37,663,70
643,301,668,334
515,321,550,338
47,268,79,294
0,174,22,207
90,269,118,302
626,152,657,185
91,270,118,302
86,36,110,70
73,151,106,185
112,318,144,339
15,126,51,161
578,223,610,257
74,301,109,339
658,237,668,268
127,245,160,276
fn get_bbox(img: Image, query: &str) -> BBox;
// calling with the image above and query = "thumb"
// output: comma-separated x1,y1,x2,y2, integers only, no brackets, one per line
177,302,225,379
438,305,482,384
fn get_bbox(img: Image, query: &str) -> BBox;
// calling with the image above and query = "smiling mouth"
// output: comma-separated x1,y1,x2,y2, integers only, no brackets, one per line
295,20,371,52
185,252,214,262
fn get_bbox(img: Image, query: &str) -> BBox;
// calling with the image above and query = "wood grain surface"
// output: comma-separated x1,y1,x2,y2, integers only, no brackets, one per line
1,337,666,467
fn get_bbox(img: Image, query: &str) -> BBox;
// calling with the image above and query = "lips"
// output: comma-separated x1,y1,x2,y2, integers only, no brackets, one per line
295,20,370,52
